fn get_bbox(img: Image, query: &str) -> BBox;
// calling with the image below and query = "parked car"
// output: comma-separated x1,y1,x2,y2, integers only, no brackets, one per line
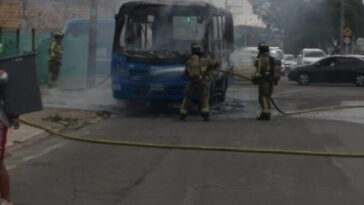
270,47,284,77
297,48,326,65
288,55,364,86
270,47,284,61
348,54,364,61
282,54,297,75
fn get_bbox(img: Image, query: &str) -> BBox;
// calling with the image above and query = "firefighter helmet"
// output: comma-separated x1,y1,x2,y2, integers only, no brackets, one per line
191,42,204,55
258,42,270,53
53,32,64,39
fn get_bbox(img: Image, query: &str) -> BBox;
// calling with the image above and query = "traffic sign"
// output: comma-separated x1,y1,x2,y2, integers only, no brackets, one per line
344,37,351,44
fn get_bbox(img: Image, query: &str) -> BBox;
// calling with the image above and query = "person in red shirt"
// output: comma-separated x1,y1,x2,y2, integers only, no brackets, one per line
0,69,19,205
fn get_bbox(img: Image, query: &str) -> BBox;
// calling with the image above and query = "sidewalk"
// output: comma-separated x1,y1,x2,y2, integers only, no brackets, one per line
6,107,108,150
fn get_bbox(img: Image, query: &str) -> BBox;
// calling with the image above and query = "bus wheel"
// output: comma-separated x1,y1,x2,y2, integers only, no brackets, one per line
209,83,218,105
219,77,228,102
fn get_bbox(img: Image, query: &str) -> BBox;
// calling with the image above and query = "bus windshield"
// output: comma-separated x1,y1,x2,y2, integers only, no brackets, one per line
172,16,205,41
116,6,207,56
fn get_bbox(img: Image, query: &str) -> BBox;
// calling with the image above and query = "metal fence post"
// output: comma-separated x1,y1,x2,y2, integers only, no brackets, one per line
32,28,36,52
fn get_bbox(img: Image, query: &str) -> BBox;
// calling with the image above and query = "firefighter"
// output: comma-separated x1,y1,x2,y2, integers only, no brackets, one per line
253,42,274,121
0,43,4,57
48,32,64,87
0,69,19,205
180,42,218,121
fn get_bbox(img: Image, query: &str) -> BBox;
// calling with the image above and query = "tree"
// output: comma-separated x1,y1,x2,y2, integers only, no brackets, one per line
249,0,364,54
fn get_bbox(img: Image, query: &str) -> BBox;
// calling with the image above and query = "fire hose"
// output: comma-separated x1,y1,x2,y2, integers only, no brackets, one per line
215,69,364,116
20,117,364,158
17,69,364,158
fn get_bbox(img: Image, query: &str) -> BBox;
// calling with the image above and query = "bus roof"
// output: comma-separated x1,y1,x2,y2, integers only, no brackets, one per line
118,0,232,16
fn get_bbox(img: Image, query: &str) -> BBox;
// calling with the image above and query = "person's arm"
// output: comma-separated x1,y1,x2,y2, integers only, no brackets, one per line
10,117,19,130
252,57,267,84
58,43,64,55
5,112,20,130
185,60,193,80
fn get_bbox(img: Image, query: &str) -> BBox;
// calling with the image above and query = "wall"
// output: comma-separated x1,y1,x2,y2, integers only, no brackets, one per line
0,0,118,32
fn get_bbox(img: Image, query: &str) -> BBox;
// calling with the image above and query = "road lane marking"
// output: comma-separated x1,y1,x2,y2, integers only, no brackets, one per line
7,143,66,170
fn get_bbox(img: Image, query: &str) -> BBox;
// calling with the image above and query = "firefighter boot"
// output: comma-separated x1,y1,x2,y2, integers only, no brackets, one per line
256,113,271,121
180,114,187,121
202,113,210,122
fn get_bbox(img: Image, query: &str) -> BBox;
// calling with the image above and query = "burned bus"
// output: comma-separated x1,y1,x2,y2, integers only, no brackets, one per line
112,1,234,102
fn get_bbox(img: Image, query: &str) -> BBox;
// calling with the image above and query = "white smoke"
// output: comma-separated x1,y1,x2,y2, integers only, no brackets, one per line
230,47,257,79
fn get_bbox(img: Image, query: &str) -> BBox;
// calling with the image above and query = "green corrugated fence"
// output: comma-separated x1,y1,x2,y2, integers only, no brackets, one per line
0,32,51,57
1,31,112,86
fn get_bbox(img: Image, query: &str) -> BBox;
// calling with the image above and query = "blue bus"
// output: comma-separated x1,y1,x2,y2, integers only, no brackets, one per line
112,1,234,102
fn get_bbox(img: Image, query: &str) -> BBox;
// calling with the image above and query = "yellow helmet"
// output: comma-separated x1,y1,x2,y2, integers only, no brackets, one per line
54,32,64,39
258,42,269,53
191,42,204,55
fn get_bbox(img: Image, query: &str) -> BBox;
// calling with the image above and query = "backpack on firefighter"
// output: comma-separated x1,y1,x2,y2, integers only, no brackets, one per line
269,56,281,85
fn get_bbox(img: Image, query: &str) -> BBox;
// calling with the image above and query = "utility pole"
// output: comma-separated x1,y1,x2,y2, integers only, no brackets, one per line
225,0,244,45
20,0,27,31
87,0,98,87
63,0,67,23
340,0,345,54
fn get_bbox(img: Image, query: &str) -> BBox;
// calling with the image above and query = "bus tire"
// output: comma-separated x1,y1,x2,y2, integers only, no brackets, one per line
209,82,217,105
219,77,228,102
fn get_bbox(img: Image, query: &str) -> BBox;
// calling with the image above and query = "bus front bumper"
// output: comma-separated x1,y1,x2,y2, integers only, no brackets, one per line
112,80,186,102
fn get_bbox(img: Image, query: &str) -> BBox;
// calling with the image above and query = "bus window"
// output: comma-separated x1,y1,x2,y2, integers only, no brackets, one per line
173,16,205,41
119,13,208,55
172,16,206,52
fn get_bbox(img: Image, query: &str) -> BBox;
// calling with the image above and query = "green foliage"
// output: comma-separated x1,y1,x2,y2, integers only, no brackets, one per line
249,0,364,54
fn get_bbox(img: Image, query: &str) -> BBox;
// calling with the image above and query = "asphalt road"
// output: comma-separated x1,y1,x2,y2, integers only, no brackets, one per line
7,78,364,205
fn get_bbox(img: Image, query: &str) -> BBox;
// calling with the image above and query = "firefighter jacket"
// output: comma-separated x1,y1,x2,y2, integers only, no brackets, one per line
49,41,63,63
185,55,217,81
255,53,272,80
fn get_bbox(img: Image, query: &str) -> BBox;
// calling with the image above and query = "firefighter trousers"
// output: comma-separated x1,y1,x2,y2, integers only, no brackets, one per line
258,80,274,115
180,80,210,115
48,60,61,83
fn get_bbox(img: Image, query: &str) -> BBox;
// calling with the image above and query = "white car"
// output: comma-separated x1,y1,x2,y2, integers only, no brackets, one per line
270,47,284,61
297,48,326,65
